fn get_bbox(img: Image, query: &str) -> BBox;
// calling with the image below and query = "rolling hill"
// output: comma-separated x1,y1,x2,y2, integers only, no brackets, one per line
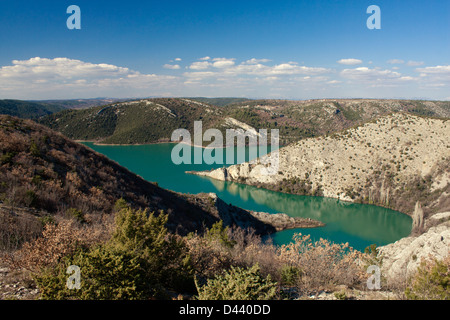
0,99,131,120
40,98,450,146
31,98,129,110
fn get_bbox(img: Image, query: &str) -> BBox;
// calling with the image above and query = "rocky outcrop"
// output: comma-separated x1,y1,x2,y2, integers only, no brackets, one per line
411,201,424,233
249,211,325,231
378,213,450,283
187,167,228,181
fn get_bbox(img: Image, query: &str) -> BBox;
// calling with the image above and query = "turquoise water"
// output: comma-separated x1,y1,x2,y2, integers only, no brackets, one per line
83,142,412,251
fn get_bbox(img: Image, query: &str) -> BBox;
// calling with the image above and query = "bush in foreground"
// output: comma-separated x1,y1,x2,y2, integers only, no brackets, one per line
35,206,194,299
405,256,450,300
195,264,278,300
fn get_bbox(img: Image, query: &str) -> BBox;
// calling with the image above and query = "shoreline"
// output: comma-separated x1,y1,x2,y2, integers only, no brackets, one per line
187,168,415,223
77,139,280,150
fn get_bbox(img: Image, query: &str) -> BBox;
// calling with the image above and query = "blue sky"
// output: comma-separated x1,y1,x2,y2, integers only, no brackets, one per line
0,0,449,100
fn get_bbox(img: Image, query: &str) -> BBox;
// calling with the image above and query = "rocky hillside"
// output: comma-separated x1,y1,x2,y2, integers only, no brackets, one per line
39,98,227,145
225,99,450,145
40,98,450,146
0,115,323,253
192,112,450,227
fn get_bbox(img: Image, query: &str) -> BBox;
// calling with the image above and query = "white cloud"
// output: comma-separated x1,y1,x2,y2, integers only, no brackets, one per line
387,59,405,64
245,58,271,64
1,57,130,80
340,67,403,84
2,56,447,100
0,56,335,100
163,64,181,70
0,57,179,99
186,57,330,77
415,65,450,75
189,61,212,70
199,56,210,61
212,58,236,68
183,71,216,80
337,58,363,65
398,76,416,81
327,80,341,84
255,62,327,76
406,60,424,66
174,58,182,61
415,65,450,87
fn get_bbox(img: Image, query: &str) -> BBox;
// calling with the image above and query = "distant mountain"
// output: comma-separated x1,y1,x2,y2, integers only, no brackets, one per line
187,97,253,107
0,100,66,119
32,98,130,110
0,98,131,120
40,98,450,146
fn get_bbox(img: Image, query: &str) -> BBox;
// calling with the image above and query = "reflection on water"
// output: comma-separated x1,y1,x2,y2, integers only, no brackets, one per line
83,142,412,251
199,176,412,250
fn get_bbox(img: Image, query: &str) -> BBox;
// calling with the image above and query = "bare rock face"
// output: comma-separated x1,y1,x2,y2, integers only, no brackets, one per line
411,201,425,232
378,216,450,284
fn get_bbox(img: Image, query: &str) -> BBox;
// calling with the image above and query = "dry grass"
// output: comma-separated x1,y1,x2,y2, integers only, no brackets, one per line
185,227,370,295
0,207,43,252
277,234,368,293
8,216,113,273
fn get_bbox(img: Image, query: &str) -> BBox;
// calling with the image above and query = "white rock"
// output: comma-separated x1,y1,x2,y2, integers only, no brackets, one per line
379,223,450,283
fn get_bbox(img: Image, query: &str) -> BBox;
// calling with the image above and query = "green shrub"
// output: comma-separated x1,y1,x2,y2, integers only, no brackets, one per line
24,190,38,207
405,257,450,300
35,207,195,299
30,141,41,157
195,264,278,300
114,197,128,212
38,215,56,226
280,265,302,286
205,220,236,249
67,208,86,224
31,175,42,186
0,152,16,165
36,246,148,300
334,290,348,300
363,244,382,267
110,207,195,294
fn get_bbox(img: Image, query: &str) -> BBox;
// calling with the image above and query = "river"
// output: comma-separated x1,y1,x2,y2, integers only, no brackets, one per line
83,142,412,251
